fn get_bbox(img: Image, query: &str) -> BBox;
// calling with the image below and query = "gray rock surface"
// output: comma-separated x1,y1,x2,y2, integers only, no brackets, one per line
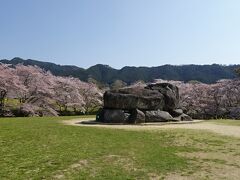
104,87,165,110
100,109,129,123
145,110,173,122
104,83,180,111
128,109,145,124
229,107,240,119
98,83,192,124
174,113,192,121
146,83,179,111
170,109,184,117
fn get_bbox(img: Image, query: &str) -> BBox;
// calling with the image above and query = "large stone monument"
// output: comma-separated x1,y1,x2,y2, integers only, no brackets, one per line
96,83,192,124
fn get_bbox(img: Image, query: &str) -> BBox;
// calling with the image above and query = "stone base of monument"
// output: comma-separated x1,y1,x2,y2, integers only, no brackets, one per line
96,83,193,124
81,118,198,126
96,108,192,124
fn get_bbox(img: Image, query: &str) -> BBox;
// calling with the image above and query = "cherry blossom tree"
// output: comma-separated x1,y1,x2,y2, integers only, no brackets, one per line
0,63,103,116
0,64,26,115
53,76,103,114
14,64,56,100
79,82,103,114
53,76,85,113
13,64,58,116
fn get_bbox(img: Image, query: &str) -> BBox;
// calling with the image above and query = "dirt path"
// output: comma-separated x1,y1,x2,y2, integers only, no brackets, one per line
63,118,240,138
159,122,240,138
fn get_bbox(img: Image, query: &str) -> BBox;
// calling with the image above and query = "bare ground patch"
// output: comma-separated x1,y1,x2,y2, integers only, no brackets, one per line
163,133,240,180
52,160,89,179
51,154,148,179
164,152,240,180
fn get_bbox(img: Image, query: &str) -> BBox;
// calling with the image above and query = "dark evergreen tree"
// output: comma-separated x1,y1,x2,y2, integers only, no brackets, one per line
235,67,240,77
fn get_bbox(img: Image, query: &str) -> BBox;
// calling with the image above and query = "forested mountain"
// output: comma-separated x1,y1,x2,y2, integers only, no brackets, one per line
1,57,239,84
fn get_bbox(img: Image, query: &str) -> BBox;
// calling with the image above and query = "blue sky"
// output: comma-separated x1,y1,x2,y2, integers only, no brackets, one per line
1,0,240,68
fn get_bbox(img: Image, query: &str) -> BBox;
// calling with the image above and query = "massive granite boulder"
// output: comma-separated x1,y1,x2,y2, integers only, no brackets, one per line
97,83,192,124
104,83,179,111
97,109,129,123
128,109,145,124
146,83,179,111
145,110,173,122
104,90,165,110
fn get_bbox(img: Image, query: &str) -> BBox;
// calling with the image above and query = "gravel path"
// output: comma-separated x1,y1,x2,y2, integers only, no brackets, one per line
63,118,240,138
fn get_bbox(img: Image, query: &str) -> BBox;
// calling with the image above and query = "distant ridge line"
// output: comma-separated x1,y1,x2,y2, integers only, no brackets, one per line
1,57,239,84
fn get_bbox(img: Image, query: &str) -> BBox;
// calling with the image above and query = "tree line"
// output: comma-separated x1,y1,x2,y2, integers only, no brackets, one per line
1,62,240,119
0,64,102,117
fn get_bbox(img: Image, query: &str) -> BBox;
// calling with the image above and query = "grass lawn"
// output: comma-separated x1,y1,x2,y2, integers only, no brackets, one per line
208,119,240,126
0,116,240,179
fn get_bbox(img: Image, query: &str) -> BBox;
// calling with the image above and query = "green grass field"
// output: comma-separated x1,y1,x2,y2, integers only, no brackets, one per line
0,117,239,179
208,119,240,126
